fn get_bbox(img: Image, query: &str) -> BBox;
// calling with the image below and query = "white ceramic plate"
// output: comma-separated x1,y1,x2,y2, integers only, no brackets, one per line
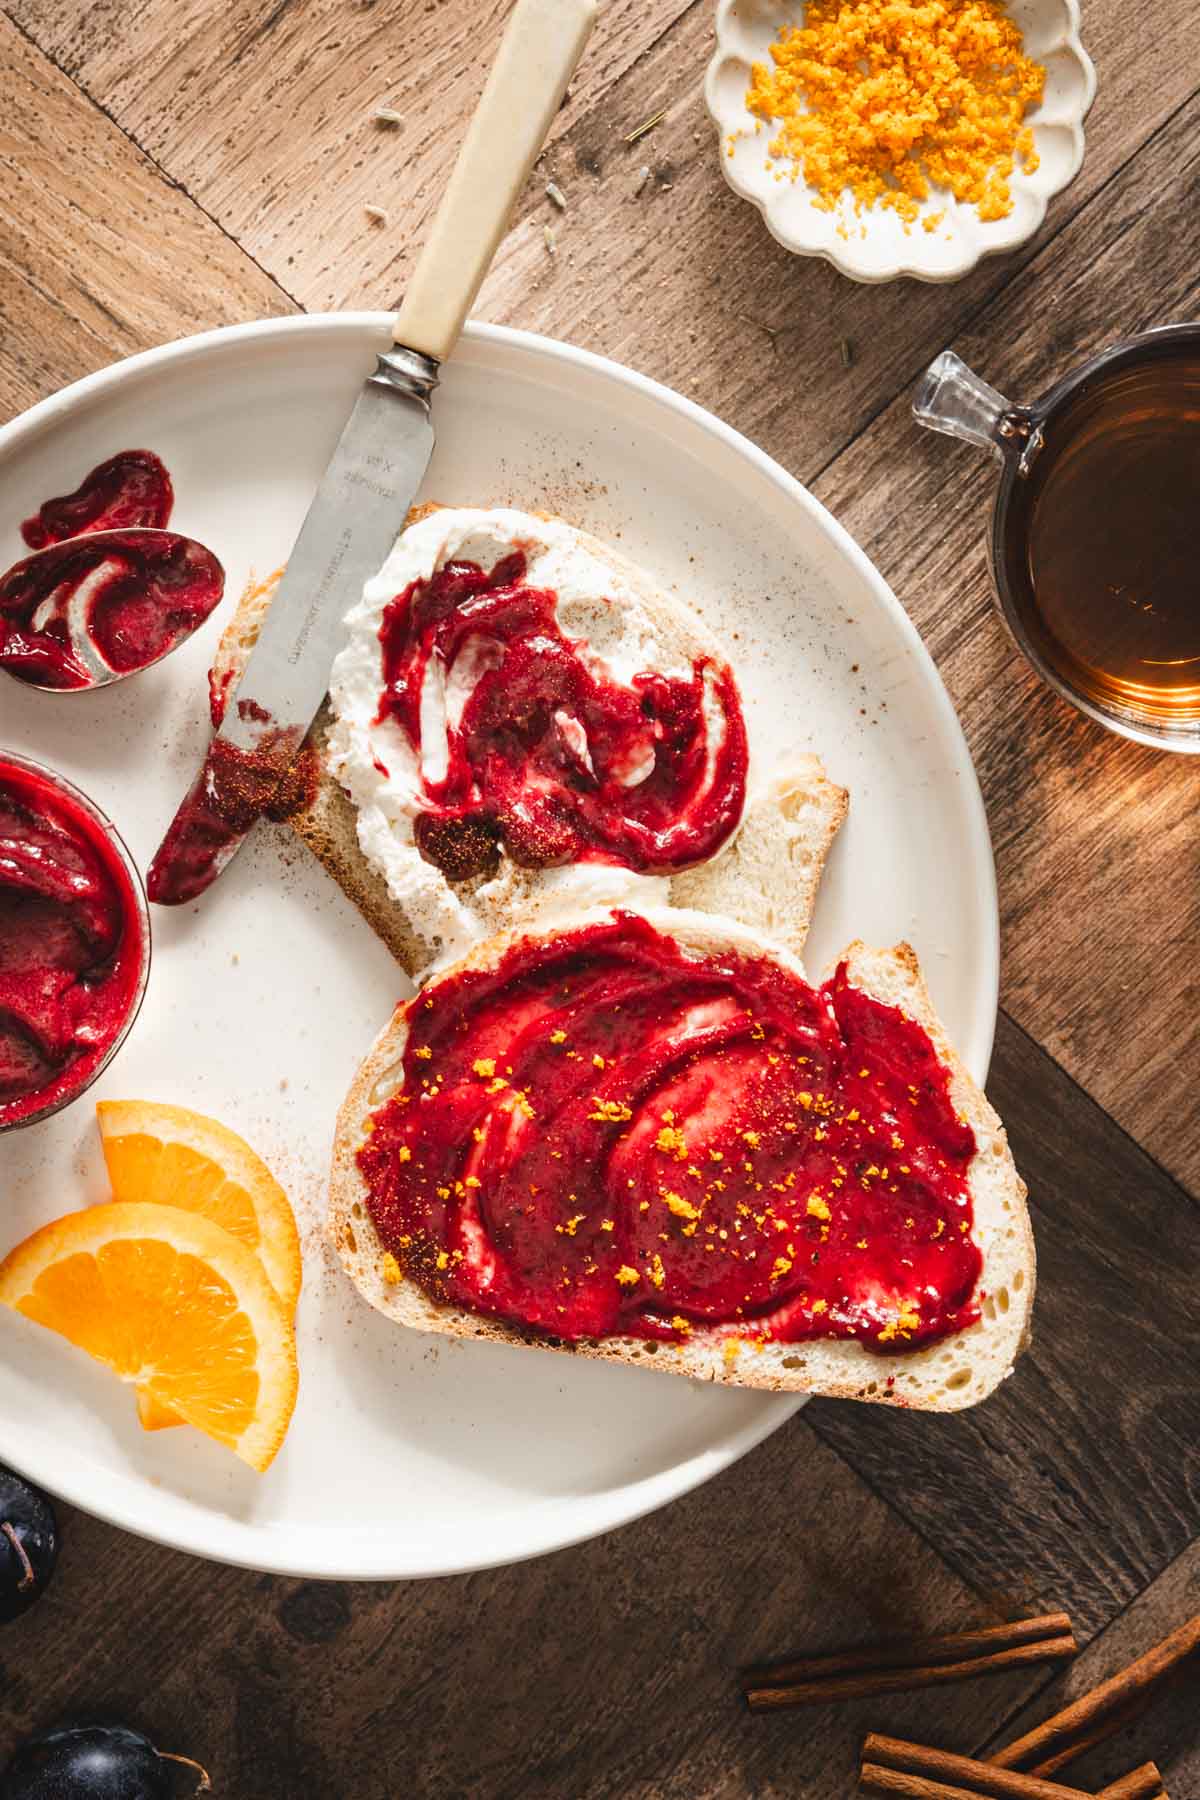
706,0,1096,283
0,315,997,1578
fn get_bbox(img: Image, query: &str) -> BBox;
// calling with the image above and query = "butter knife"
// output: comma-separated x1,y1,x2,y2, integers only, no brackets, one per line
148,0,597,905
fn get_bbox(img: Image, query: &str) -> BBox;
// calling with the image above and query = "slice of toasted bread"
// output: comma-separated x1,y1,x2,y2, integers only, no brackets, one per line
210,509,847,978
328,907,1033,1411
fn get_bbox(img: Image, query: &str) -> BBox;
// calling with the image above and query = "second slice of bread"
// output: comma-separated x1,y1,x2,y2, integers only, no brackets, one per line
328,906,1033,1412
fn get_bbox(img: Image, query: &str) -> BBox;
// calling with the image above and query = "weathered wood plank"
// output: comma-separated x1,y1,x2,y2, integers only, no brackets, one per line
476,0,1200,479
812,88,1200,1191
9,0,1200,478
3,0,695,316
0,16,296,421
808,1012,1200,1643
1,1429,1068,1800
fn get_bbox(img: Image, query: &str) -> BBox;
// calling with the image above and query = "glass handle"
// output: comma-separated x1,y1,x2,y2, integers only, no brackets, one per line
913,350,1026,462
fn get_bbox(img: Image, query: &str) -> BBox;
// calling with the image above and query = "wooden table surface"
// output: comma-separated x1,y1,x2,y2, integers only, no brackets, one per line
2,1,1198,1794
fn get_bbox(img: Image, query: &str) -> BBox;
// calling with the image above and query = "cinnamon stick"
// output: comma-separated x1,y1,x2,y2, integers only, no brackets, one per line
743,1615,1073,1690
745,1619,1076,1711
861,1735,1148,1800
861,1773,1057,1800
1025,1695,1156,1779
990,1614,1200,1773
1097,1767,1168,1800
861,1771,1165,1800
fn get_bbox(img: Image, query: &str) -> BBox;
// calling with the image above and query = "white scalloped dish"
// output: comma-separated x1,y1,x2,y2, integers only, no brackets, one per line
705,0,1096,284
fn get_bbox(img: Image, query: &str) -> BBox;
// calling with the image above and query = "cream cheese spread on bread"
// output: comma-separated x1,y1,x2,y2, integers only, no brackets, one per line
326,507,745,966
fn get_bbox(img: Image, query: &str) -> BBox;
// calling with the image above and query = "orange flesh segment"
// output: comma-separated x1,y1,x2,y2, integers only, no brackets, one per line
17,1240,259,1445
136,1387,183,1431
103,1134,262,1247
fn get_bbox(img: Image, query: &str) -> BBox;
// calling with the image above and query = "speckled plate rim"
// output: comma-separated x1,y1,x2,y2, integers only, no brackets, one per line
705,0,1097,285
0,314,998,1578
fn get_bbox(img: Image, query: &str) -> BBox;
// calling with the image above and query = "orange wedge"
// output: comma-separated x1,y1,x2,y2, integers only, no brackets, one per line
96,1100,301,1428
0,1201,297,1472
96,1101,301,1309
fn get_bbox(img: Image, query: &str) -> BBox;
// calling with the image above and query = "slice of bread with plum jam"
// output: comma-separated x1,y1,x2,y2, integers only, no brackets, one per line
327,907,1032,1412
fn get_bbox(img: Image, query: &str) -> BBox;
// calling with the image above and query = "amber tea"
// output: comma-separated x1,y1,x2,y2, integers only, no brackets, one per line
915,326,1200,751
999,344,1200,729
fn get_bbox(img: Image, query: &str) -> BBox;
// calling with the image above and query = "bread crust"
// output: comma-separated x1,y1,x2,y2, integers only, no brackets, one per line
327,908,1033,1412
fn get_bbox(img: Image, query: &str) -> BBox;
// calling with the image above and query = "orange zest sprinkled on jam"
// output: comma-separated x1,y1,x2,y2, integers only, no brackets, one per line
589,1097,633,1123
357,915,981,1351
656,1123,688,1159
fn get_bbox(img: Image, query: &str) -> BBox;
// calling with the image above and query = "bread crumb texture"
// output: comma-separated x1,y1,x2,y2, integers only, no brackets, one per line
745,0,1045,225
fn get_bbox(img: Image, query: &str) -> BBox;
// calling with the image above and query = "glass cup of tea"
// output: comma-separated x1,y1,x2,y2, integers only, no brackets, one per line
913,324,1200,752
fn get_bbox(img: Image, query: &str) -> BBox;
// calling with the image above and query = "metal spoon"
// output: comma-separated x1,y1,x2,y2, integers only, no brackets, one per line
0,526,224,693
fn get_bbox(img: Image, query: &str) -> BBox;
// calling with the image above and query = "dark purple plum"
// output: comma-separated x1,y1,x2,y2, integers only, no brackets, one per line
0,1723,209,1799
0,1467,57,1623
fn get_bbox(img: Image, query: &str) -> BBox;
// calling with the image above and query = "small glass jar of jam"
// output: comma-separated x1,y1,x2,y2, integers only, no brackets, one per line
0,753,150,1131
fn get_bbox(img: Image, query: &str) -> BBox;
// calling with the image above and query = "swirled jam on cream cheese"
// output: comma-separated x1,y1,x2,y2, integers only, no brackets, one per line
327,509,748,962
357,914,983,1353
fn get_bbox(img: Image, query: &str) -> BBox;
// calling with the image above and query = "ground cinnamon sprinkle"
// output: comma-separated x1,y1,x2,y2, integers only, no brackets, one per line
744,0,1045,227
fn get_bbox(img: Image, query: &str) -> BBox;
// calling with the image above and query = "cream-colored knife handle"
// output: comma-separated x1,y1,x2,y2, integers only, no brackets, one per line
394,0,596,362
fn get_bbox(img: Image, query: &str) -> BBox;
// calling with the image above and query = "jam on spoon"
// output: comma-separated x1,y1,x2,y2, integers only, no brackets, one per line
20,448,174,549
0,1723,211,1799
1,452,223,691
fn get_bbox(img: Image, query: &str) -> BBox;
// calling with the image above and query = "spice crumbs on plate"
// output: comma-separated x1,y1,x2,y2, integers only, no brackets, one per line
743,0,1045,227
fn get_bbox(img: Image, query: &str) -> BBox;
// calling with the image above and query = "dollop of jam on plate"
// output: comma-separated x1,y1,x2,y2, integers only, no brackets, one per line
374,551,749,877
0,451,223,690
358,914,983,1353
0,759,147,1126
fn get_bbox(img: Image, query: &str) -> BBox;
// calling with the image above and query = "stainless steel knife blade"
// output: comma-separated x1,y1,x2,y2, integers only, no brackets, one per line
146,0,596,905
220,354,435,755
146,348,437,904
